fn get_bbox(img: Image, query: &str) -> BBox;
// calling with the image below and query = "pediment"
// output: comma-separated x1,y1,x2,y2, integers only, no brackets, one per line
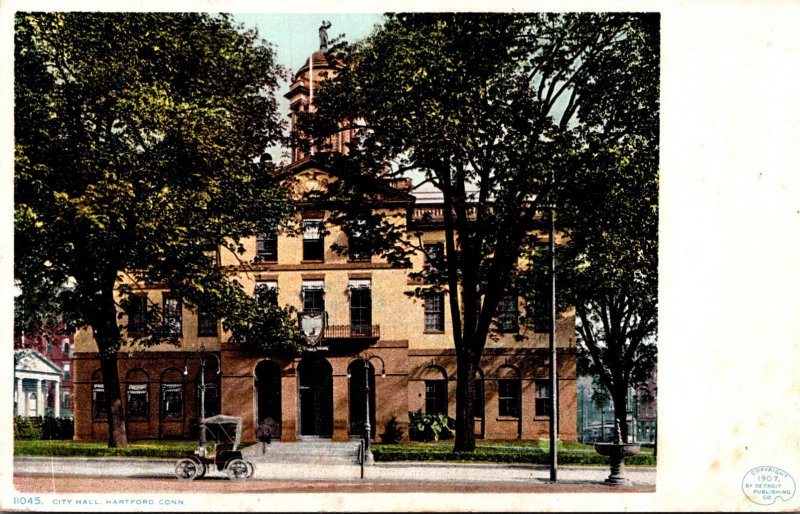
283,157,415,205
295,169,335,195
15,350,62,375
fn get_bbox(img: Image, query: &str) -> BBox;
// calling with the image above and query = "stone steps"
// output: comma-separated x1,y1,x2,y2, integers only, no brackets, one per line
242,440,364,465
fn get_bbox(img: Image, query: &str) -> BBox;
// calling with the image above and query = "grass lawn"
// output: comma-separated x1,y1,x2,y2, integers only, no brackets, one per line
14,440,209,459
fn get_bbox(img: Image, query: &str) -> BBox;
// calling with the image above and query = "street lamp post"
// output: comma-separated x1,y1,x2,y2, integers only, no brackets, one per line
184,350,221,458
548,193,559,483
363,358,371,460
354,353,385,466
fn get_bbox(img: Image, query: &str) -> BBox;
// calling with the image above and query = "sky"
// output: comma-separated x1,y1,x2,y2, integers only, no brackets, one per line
232,14,383,74
232,13,385,163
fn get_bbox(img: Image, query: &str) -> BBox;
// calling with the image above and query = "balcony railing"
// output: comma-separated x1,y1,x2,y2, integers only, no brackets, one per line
411,205,477,226
323,324,380,340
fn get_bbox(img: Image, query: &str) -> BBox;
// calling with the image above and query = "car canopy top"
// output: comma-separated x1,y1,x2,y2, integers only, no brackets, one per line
202,415,242,450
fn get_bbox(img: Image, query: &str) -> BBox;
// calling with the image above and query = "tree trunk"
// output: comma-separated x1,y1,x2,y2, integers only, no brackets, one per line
453,351,476,452
611,387,629,444
89,290,129,448
99,348,128,447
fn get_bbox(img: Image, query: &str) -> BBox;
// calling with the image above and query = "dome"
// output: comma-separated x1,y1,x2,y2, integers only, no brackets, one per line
294,50,339,79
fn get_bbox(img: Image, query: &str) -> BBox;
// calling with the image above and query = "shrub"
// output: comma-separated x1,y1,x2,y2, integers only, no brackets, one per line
379,416,404,443
408,410,456,442
42,417,74,439
14,417,74,440
14,417,42,440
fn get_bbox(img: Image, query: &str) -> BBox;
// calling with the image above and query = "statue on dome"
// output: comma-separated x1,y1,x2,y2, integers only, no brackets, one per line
319,20,332,51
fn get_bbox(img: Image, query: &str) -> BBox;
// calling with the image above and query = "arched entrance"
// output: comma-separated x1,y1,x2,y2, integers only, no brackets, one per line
297,355,333,437
348,359,376,439
255,360,282,440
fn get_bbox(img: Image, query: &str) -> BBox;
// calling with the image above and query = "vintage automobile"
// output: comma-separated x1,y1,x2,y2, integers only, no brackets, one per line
174,415,255,481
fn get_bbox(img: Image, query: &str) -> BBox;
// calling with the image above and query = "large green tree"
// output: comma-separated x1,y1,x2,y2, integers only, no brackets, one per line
14,12,303,447
556,13,659,444
311,13,656,451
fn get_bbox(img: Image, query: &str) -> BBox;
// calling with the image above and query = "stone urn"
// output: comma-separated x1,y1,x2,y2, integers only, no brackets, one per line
594,442,641,485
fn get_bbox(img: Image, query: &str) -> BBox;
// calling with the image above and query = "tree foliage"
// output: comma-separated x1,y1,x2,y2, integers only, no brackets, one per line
14,12,303,447
311,13,658,451
556,14,659,443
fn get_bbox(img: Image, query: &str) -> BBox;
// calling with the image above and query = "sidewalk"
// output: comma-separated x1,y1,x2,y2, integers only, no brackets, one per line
13,456,655,489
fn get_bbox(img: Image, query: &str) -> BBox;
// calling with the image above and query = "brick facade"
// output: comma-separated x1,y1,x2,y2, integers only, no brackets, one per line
72,47,578,444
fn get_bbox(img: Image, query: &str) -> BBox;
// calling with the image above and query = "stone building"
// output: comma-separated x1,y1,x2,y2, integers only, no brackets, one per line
72,49,578,444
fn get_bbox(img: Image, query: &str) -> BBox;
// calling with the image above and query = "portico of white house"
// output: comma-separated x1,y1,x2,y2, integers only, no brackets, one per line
14,349,64,418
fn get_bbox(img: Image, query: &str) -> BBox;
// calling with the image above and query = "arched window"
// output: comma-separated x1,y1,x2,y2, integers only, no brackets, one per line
421,366,448,416
496,366,521,418
125,369,150,420
160,369,184,421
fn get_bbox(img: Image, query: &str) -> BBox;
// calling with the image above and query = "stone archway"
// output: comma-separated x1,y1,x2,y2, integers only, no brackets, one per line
348,359,376,439
297,355,333,437
254,360,282,440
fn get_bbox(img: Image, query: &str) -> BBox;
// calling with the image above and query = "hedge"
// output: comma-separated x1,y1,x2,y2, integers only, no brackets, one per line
14,416,74,440
372,446,656,466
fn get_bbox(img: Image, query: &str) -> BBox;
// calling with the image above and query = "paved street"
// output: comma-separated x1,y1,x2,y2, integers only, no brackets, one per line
14,456,655,493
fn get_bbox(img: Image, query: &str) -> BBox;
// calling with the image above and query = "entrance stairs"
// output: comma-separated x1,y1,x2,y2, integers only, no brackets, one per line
241,439,364,466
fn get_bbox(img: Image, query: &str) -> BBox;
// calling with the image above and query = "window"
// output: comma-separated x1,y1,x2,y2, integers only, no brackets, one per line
62,338,71,355
63,392,70,409
197,383,220,418
162,295,182,336
498,379,521,417
256,226,278,262
62,362,70,380
203,247,220,266
301,280,325,313
423,243,444,276
348,218,371,261
497,294,519,332
255,280,278,307
128,295,148,336
126,383,149,420
46,341,53,354
161,384,183,420
349,279,372,335
92,384,107,420
303,219,324,261
425,380,447,415
424,292,445,332
197,310,218,337
535,380,552,417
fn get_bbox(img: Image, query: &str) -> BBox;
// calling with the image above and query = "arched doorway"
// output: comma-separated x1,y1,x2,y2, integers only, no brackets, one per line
255,361,282,440
297,355,333,437
348,359,376,439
